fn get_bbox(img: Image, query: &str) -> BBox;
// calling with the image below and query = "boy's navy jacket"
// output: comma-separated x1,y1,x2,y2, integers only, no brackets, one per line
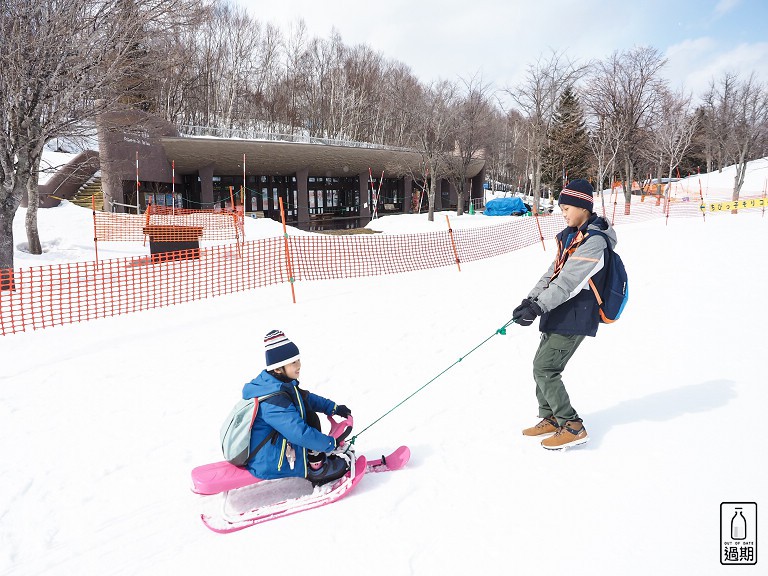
528,214,618,337
242,370,337,480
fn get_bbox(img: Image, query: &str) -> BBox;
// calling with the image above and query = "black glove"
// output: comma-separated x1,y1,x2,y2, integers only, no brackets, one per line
512,298,531,317
335,425,352,445
512,298,543,327
334,404,352,418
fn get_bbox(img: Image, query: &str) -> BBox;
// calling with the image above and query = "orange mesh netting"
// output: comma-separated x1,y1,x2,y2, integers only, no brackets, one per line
1,240,283,335
93,207,244,243
1,195,765,336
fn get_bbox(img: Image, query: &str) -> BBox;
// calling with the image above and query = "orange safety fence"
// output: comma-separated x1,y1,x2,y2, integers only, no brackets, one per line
1,198,765,336
93,206,244,243
0,240,284,335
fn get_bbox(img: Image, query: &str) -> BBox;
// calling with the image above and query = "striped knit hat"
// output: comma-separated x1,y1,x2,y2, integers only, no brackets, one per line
264,330,300,371
559,179,594,212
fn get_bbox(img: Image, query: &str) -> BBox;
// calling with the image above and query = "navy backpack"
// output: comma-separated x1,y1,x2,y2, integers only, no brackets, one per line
587,230,628,323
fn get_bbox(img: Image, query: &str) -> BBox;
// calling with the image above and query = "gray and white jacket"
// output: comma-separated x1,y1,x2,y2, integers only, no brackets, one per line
528,214,617,337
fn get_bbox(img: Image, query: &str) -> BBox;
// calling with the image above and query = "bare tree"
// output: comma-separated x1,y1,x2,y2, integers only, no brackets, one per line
152,21,201,124
703,72,768,206
281,19,310,134
730,75,768,201
484,108,527,193
342,44,387,143
377,62,422,147
408,80,459,221
588,113,624,214
654,88,699,201
700,72,739,172
137,7,426,148
301,31,342,138
0,0,201,269
589,47,667,214
187,2,253,128
217,4,266,129
446,74,496,215
247,22,284,131
506,50,588,213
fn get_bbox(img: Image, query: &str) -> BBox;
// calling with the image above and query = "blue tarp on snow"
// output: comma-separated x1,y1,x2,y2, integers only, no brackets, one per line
483,197,529,216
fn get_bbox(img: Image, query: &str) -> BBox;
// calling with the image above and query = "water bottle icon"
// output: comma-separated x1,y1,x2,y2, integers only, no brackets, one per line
731,507,747,540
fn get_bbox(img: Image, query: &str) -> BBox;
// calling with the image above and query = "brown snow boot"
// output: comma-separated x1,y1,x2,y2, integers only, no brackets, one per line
541,420,589,450
522,416,558,436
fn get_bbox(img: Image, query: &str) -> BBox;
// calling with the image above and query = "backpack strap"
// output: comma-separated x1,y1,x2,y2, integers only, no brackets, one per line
584,230,611,306
244,391,286,464
247,430,277,463
588,277,603,305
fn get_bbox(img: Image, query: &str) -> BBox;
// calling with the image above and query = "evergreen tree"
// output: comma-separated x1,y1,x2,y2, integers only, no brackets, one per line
543,87,592,195
678,106,709,175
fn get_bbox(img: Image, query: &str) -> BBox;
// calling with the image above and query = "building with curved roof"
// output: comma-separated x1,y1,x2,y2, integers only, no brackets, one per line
95,111,485,230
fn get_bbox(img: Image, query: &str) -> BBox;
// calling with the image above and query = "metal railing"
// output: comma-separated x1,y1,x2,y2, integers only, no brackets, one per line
176,125,415,153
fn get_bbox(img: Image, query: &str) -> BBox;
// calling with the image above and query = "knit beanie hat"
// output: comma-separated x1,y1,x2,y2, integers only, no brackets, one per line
559,179,594,212
264,330,300,370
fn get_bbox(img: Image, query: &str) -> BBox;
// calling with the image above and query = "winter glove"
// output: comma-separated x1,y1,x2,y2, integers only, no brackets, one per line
512,298,543,327
334,404,352,418
512,298,531,317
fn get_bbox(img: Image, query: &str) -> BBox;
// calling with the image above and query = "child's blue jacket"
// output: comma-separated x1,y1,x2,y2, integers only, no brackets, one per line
242,370,337,480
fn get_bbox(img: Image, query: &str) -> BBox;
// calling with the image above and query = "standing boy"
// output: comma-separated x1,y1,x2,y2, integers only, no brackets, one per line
511,179,617,450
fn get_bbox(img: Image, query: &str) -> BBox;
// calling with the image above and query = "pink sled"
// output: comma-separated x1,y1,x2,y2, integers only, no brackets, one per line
192,415,354,495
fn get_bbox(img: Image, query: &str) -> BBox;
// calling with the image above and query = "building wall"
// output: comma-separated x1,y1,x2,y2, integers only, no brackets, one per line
96,110,179,212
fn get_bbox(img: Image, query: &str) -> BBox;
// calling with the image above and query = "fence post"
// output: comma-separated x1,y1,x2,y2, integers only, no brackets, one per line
533,210,546,252
279,197,297,303
92,195,99,265
445,215,461,272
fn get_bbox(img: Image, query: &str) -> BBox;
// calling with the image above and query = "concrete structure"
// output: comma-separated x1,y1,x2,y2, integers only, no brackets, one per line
94,111,486,230
24,150,100,209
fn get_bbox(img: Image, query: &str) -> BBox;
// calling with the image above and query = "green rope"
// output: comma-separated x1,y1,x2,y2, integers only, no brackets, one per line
348,317,517,444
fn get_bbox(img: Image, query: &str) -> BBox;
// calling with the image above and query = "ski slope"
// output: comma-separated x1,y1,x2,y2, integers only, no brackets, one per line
2,164,766,575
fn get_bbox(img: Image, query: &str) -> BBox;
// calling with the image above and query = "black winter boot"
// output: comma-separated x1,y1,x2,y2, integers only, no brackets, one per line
307,454,349,486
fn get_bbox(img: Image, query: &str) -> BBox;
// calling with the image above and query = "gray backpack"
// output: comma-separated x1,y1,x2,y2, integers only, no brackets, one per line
220,393,279,466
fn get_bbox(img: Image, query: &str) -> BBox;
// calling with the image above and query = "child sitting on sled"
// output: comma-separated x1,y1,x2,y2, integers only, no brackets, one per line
241,330,353,486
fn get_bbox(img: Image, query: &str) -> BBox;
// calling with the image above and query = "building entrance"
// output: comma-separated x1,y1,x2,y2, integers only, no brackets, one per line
247,175,298,222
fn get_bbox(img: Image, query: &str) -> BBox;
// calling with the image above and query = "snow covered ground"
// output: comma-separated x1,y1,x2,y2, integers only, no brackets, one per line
2,162,767,575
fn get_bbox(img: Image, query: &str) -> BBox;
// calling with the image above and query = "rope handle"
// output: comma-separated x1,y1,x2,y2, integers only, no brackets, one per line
349,317,517,444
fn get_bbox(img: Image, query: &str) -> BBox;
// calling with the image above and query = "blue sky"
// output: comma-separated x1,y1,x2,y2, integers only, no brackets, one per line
240,0,768,100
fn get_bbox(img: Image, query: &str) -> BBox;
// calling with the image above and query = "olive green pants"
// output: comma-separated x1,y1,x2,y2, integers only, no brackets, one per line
532,332,586,426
